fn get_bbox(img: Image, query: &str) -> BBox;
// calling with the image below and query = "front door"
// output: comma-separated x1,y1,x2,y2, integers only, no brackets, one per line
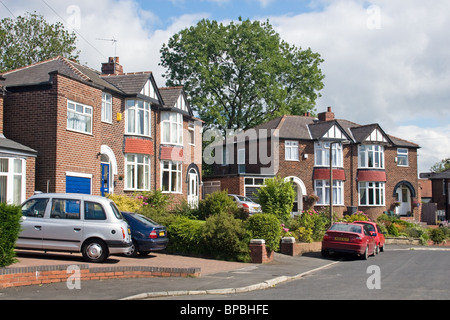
397,186,411,216
187,171,199,208
101,163,110,196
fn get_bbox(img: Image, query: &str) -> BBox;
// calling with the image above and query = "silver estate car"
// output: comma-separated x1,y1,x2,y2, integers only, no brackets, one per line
17,193,132,263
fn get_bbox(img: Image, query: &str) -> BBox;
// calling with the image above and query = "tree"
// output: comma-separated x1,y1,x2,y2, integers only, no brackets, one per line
430,158,450,173
0,12,79,72
160,18,324,134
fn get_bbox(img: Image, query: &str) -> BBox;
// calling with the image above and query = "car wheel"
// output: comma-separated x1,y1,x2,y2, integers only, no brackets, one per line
82,239,108,263
374,244,379,256
123,239,138,258
380,243,385,252
361,246,369,260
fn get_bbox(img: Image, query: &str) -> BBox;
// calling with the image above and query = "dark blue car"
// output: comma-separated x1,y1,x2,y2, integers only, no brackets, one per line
121,211,168,257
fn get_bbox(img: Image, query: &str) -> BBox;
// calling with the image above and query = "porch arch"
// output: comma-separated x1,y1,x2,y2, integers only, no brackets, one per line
100,145,118,175
393,181,416,198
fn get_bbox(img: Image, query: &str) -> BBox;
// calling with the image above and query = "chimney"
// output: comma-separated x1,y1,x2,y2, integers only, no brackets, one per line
318,106,335,122
101,57,124,75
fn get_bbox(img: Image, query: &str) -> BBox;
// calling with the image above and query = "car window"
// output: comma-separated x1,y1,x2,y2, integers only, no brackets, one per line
130,213,158,226
110,202,124,220
21,198,49,218
330,224,362,233
84,201,106,220
356,222,375,232
50,199,80,219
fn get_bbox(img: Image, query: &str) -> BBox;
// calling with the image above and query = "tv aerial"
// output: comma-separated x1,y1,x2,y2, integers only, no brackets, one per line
96,37,118,58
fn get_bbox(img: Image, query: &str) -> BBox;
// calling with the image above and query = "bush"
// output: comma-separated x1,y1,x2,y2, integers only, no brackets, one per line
255,176,295,223
246,214,281,252
430,227,447,244
197,190,240,220
203,212,250,262
166,216,206,255
340,211,370,223
107,193,142,212
0,204,22,267
288,209,330,243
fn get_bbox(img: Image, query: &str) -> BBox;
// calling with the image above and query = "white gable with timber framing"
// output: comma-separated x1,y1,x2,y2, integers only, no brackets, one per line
365,128,388,143
140,79,158,100
322,124,346,140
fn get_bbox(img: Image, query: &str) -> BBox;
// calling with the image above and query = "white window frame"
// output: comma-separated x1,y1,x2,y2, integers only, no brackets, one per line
125,99,151,137
125,154,151,191
67,100,93,135
0,157,26,204
358,181,385,206
315,142,343,167
238,148,246,174
358,144,384,169
101,92,113,123
314,179,344,206
161,112,183,145
188,121,195,146
161,160,182,194
397,148,409,167
285,141,299,161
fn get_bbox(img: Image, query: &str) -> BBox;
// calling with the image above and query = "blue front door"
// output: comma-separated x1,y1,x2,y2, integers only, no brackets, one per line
101,163,110,196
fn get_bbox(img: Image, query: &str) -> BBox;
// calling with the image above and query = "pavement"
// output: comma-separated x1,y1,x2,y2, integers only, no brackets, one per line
1,249,342,300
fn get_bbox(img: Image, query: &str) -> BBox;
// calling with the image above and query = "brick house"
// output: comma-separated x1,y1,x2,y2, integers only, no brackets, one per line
0,76,37,204
1,57,202,208
205,107,421,221
420,169,450,220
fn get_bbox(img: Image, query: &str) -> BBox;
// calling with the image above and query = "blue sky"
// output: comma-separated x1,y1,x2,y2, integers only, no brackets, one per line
1,0,449,173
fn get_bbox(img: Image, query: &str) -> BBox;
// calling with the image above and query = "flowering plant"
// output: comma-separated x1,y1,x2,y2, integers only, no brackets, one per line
280,224,294,238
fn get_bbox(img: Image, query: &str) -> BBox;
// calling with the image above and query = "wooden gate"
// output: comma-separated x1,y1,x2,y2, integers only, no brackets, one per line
421,202,437,225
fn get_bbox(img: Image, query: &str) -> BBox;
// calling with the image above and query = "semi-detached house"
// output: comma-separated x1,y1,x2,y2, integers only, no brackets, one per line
1,56,202,208
205,107,421,221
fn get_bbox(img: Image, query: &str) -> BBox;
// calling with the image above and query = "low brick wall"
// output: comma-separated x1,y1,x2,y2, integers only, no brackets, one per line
249,239,274,264
280,237,322,256
0,264,201,289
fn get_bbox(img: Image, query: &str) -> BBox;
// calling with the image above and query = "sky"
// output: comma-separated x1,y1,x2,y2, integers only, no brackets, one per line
1,0,449,174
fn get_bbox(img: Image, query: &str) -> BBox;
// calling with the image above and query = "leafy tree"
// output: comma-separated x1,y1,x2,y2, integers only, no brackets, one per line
160,17,324,133
430,158,450,173
0,12,79,72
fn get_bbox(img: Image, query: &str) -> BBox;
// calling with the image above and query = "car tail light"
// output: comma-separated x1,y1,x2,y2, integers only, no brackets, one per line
242,203,249,208
350,236,363,243
149,230,158,239
121,227,126,239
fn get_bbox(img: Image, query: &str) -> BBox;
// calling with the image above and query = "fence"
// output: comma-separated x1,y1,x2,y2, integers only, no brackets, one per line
421,202,437,225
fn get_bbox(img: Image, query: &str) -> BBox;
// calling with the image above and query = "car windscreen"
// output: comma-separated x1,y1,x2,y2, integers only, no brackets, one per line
129,213,159,227
329,224,362,233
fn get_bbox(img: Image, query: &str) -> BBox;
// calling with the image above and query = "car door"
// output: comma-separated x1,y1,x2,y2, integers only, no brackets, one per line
17,197,50,250
41,198,84,252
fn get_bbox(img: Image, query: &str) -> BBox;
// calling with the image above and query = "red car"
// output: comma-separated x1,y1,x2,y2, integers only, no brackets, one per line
354,220,385,254
322,222,377,260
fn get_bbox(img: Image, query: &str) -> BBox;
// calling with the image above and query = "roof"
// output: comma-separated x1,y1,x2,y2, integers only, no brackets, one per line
241,114,419,148
423,169,450,180
0,135,37,156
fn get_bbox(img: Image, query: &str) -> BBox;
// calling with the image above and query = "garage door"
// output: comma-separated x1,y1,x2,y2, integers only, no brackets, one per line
66,176,91,194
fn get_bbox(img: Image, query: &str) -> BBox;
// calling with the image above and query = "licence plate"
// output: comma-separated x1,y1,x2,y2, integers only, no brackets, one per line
335,237,349,241
159,231,165,237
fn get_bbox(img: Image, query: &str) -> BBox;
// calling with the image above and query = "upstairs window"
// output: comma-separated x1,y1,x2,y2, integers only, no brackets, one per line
285,141,299,161
126,99,151,136
315,142,343,167
101,93,112,123
397,148,409,166
161,112,183,145
358,145,384,169
67,100,92,134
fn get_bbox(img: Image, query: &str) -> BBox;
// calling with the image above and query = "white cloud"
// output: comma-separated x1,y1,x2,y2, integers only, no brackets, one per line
267,0,450,173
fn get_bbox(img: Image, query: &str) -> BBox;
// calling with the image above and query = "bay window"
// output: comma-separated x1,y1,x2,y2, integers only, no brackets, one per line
314,180,344,205
126,99,151,136
125,154,150,191
358,145,384,168
161,112,183,145
359,182,385,206
161,160,182,193
0,158,26,204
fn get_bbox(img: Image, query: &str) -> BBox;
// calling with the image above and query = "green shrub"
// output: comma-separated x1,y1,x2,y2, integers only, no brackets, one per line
246,214,281,252
0,204,22,267
387,223,399,237
107,193,142,212
290,209,330,243
203,212,250,262
166,216,206,255
197,190,239,220
255,176,295,223
340,211,370,222
430,227,447,244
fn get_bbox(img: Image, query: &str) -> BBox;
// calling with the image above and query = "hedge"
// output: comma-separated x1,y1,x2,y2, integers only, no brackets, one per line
0,203,22,267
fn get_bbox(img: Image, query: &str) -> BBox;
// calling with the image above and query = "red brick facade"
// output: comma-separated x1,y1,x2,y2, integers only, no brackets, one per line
1,57,202,207
205,109,421,221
